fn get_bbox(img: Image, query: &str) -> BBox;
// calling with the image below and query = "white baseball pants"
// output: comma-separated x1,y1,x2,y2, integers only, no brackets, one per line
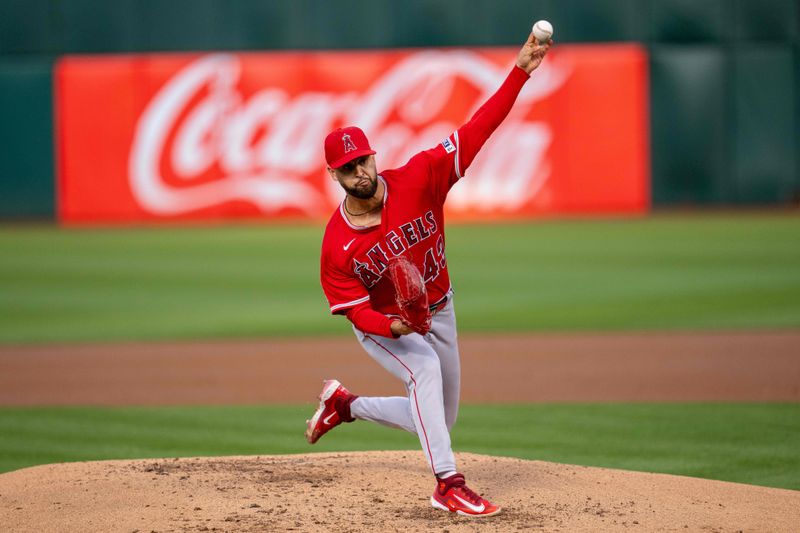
349,297,460,476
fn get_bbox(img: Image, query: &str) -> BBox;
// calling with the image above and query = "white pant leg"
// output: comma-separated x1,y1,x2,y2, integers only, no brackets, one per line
350,395,416,433
353,323,456,475
422,299,461,431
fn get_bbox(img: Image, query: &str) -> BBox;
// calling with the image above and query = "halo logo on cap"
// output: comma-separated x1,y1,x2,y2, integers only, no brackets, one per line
342,134,357,154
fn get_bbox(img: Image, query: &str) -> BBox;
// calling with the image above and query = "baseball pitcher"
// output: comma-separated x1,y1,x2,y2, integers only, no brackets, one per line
307,31,552,517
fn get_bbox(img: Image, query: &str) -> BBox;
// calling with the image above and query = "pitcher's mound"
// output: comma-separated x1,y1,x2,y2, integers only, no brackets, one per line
1,451,798,532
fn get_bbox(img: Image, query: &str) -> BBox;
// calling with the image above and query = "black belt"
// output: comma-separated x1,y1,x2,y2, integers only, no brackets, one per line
429,293,450,315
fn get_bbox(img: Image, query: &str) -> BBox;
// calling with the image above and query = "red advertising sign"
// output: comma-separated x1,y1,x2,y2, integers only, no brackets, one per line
56,45,648,224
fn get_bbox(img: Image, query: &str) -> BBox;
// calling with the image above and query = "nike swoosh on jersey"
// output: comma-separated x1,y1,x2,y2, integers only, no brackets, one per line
453,494,486,513
343,238,356,251
323,412,336,425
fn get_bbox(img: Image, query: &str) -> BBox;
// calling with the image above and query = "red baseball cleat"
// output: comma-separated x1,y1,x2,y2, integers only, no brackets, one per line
305,379,356,444
430,473,501,517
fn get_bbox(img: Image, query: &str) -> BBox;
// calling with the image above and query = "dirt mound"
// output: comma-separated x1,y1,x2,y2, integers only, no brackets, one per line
1,451,798,532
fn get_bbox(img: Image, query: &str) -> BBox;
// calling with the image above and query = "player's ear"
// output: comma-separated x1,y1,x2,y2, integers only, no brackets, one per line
326,166,337,181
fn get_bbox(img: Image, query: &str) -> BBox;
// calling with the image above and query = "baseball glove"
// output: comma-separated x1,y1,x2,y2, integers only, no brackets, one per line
386,255,431,335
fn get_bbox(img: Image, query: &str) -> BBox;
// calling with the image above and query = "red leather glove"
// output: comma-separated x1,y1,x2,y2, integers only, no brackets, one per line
386,255,431,335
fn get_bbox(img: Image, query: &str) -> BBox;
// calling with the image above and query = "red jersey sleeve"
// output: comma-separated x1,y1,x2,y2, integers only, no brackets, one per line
346,301,396,338
320,248,396,338
423,65,530,204
421,136,460,206
320,252,370,315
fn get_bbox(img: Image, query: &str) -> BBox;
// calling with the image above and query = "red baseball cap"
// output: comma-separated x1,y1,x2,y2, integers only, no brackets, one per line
324,126,376,168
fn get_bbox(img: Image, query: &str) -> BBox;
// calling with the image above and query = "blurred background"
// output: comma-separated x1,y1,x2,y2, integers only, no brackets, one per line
1,0,798,217
0,0,798,491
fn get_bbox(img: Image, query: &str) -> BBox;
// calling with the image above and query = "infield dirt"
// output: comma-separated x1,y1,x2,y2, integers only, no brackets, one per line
1,330,799,404
2,451,799,532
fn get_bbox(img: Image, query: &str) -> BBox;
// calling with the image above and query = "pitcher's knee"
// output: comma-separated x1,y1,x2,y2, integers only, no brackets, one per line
415,356,442,381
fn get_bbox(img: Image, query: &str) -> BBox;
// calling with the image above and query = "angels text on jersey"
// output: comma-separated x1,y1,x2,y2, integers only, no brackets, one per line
352,210,447,289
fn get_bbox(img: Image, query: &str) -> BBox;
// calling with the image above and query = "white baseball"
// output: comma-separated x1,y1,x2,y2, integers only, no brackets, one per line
532,20,553,43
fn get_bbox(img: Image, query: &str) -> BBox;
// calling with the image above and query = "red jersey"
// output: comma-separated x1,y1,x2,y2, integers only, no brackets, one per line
320,65,530,336
321,141,460,315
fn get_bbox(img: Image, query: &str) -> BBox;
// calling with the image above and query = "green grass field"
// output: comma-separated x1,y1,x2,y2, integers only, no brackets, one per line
1,404,798,490
1,213,798,343
1,214,798,491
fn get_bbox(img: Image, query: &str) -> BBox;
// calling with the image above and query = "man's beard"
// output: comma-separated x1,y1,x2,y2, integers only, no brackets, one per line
344,177,378,199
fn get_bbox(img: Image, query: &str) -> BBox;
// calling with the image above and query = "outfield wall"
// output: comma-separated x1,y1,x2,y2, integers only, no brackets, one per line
55,46,648,224
0,0,798,219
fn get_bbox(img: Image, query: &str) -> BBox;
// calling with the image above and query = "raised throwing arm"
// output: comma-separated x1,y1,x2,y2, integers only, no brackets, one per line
454,33,552,176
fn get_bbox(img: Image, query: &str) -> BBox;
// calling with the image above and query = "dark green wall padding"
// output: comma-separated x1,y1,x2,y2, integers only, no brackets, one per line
651,47,729,204
0,0,798,218
0,60,54,217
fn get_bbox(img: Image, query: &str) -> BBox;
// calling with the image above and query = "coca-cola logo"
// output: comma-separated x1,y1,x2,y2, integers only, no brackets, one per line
129,51,569,216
